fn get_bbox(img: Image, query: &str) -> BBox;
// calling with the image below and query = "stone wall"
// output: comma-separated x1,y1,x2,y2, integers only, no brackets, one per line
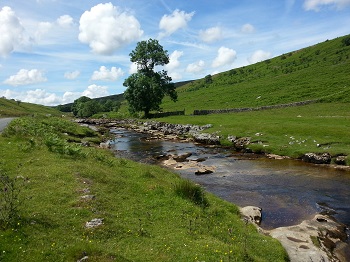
193,100,318,115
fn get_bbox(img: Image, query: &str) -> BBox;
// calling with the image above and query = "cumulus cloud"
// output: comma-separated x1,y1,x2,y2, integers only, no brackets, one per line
57,15,73,27
64,70,80,80
186,60,205,74
159,9,195,37
165,50,183,71
3,69,47,86
82,84,109,98
79,3,143,55
303,0,350,10
212,47,237,68
241,23,255,33
34,21,53,41
129,62,138,74
248,50,272,64
0,6,29,57
0,88,61,106
91,66,124,81
199,26,223,43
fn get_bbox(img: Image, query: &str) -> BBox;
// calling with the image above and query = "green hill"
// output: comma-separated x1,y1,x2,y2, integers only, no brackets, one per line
0,97,61,117
160,34,350,113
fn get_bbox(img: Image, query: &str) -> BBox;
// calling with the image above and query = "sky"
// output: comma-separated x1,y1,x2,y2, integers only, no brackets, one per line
0,0,349,106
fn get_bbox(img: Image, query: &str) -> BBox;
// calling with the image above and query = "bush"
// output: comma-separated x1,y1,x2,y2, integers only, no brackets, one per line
174,180,209,208
0,174,23,229
342,36,350,46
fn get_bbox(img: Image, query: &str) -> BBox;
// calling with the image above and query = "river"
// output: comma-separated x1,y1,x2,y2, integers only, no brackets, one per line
109,128,350,232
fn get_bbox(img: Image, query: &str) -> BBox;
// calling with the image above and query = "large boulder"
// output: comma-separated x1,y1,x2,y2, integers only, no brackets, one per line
240,206,262,225
302,152,331,164
269,214,348,262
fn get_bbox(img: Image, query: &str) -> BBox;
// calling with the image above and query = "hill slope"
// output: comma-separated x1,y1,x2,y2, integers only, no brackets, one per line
160,34,350,113
0,97,60,117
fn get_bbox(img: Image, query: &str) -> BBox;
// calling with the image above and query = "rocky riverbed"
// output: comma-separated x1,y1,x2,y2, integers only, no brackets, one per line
78,118,350,261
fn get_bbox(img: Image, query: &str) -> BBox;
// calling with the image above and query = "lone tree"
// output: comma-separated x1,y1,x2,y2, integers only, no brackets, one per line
123,39,177,118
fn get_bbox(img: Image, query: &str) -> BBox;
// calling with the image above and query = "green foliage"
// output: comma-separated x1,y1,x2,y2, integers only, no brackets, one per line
174,179,209,208
0,174,23,229
72,96,100,117
342,36,350,46
124,39,177,117
2,116,100,158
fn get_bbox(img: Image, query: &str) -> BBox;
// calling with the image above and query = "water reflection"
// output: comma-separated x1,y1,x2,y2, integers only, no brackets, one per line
110,128,350,230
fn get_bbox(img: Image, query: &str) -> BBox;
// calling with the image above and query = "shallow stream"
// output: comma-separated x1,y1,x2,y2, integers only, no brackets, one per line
110,128,350,231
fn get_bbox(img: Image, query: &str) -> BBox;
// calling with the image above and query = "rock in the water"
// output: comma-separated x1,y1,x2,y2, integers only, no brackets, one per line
173,152,192,162
269,214,348,262
240,206,262,225
195,167,214,175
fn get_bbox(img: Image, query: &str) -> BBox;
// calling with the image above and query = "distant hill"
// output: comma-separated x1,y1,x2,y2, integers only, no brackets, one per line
160,34,350,114
0,97,60,117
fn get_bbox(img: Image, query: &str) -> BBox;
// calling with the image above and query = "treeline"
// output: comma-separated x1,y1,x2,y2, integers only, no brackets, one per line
56,94,124,117
56,96,120,117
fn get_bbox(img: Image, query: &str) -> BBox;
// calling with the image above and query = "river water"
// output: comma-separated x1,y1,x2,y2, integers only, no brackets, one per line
110,128,350,231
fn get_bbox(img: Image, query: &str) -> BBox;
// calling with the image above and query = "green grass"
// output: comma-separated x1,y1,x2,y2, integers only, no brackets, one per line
0,97,61,117
0,116,288,261
159,35,350,113
155,103,350,159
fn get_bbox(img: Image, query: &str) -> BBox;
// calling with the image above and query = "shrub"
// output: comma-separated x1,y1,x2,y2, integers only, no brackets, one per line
174,180,209,208
342,36,350,46
0,174,23,229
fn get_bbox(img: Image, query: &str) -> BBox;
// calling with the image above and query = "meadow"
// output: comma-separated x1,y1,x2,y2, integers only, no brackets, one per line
0,116,288,261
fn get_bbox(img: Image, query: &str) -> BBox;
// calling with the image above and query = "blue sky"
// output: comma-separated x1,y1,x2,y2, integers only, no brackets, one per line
0,0,349,106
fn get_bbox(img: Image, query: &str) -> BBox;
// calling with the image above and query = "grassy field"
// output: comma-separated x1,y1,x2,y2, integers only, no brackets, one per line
160,34,350,113
156,103,350,159
0,116,288,261
0,97,61,117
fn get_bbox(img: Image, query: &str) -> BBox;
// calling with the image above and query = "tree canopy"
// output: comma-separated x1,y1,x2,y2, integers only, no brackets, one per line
123,39,177,117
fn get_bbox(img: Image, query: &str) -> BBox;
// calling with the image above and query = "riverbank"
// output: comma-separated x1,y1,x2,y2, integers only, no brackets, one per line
81,118,350,262
78,117,350,170
0,116,289,261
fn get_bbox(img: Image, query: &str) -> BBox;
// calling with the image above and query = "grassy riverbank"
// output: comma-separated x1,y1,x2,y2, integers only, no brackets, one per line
155,103,350,159
0,116,288,261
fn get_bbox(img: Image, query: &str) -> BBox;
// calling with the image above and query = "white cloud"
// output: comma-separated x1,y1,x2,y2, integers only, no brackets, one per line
35,22,53,41
79,3,143,55
248,50,272,64
186,60,205,74
199,26,223,43
57,15,74,27
0,88,61,106
169,72,182,81
165,50,183,71
159,9,195,37
212,47,237,68
0,6,29,57
82,84,109,98
91,66,124,81
3,69,47,86
64,70,80,80
241,23,255,33
303,0,350,10
129,62,138,74
62,91,81,104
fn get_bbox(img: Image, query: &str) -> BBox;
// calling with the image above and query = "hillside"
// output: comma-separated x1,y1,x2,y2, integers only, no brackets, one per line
0,97,60,117
160,34,350,113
